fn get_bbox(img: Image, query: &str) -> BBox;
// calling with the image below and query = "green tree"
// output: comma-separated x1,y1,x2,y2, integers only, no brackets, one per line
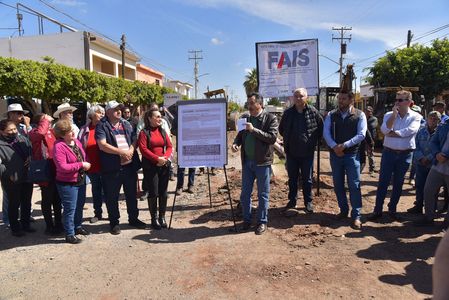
243,68,258,96
267,97,281,106
228,101,241,112
368,39,449,101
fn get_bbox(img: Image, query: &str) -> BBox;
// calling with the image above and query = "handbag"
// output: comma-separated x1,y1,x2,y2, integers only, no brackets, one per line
27,140,51,183
28,159,51,183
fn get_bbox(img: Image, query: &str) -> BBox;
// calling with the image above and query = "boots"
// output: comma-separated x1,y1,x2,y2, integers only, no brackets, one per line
158,196,168,229
147,197,161,230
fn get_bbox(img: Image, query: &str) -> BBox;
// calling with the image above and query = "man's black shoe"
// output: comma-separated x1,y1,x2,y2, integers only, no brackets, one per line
110,225,121,235
388,212,402,222
240,222,252,232
284,201,297,210
255,223,267,235
336,212,349,220
414,218,435,227
367,212,382,222
65,235,82,244
75,227,91,236
305,202,314,214
129,219,147,229
407,206,423,214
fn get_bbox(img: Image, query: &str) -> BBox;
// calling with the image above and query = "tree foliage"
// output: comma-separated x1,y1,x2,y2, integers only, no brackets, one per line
0,57,173,106
368,39,449,100
228,101,242,112
267,97,281,106
243,68,258,96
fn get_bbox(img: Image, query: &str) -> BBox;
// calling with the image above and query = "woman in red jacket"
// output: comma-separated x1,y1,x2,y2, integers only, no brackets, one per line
29,113,63,235
53,120,91,244
138,109,173,230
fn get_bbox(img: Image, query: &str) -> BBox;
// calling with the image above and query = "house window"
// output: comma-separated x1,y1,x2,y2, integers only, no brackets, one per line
155,79,160,86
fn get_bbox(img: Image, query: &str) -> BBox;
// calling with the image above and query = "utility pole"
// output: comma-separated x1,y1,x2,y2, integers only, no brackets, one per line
120,34,126,79
332,26,352,88
16,4,23,36
188,50,203,99
407,30,413,48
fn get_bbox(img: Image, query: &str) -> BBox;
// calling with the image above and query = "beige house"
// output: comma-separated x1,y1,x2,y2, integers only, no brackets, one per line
165,80,193,99
136,64,164,85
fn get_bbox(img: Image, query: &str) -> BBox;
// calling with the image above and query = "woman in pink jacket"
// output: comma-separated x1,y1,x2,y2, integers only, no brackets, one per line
53,119,91,244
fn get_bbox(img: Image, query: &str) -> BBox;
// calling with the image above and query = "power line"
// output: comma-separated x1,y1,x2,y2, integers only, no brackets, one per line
189,50,203,99
332,26,352,87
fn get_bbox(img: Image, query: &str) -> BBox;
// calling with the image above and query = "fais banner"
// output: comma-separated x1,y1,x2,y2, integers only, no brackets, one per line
256,39,319,98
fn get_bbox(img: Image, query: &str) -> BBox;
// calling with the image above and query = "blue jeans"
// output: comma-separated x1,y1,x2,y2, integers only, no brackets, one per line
102,164,139,228
88,173,104,217
176,168,195,189
56,183,86,236
240,159,271,224
374,149,412,213
329,152,362,219
286,155,314,205
415,164,431,209
2,186,9,225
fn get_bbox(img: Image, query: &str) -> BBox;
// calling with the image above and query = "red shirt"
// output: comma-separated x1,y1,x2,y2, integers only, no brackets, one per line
85,124,101,174
138,127,173,165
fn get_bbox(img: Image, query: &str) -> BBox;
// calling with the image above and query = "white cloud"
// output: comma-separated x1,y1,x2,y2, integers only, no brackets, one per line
51,0,86,6
244,68,252,74
183,0,422,48
211,37,224,45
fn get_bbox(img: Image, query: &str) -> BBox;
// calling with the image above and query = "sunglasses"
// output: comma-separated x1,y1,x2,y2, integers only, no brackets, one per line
395,98,409,102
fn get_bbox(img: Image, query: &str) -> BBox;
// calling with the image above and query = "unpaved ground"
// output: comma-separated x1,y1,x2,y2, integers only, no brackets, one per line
0,134,446,299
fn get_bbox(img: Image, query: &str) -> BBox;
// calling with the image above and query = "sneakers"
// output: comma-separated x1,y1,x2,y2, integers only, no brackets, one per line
352,219,362,230
75,227,91,236
129,219,147,229
175,188,182,196
255,223,267,235
65,235,82,244
110,225,121,235
305,202,314,214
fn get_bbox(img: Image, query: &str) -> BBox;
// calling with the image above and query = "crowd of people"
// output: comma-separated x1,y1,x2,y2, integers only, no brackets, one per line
0,100,175,244
232,88,449,234
1,88,449,243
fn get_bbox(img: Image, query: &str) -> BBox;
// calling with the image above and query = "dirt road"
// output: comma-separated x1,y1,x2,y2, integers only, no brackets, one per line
0,144,445,299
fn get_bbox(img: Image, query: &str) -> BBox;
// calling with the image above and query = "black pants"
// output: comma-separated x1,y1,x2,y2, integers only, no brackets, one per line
3,181,33,232
41,181,62,229
143,164,170,199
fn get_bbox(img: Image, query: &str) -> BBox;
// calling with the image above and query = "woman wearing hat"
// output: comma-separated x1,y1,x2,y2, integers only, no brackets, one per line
0,119,34,237
53,103,79,137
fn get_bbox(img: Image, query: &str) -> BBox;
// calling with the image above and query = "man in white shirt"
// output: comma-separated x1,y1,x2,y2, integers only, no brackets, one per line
368,90,422,222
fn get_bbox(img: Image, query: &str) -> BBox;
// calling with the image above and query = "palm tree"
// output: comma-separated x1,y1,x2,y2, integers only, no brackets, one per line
243,68,258,96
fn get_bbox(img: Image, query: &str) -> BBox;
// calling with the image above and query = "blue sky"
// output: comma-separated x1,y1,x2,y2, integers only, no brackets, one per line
1,0,449,104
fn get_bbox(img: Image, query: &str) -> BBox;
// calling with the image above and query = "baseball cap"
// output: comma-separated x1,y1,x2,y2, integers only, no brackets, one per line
105,100,124,111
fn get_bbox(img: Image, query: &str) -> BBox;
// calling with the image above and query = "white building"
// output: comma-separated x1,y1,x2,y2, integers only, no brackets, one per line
0,31,139,80
165,80,193,99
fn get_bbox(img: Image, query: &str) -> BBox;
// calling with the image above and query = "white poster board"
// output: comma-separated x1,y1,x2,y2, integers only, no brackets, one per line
164,93,181,107
256,39,319,98
177,99,227,168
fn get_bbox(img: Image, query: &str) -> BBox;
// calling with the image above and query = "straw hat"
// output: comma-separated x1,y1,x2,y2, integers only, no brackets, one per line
53,103,77,118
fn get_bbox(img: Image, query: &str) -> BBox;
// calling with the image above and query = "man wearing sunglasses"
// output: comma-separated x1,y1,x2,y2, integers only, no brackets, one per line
368,90,422,222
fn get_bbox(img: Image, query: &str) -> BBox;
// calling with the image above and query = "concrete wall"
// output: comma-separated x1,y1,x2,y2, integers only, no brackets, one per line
0,31,85,68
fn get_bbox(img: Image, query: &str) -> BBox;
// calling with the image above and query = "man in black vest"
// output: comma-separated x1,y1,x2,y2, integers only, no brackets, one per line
279,87,323,213
323,91,367,229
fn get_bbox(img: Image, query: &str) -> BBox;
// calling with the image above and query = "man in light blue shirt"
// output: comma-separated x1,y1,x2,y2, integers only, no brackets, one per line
323,91,367,229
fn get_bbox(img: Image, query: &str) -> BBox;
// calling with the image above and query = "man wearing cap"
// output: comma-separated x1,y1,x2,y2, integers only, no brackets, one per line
323,90,366,229
95,100,146,235
365,106,378,174
53,103,79,137
368,90,422,222
6,103,31,136
433,101,449,124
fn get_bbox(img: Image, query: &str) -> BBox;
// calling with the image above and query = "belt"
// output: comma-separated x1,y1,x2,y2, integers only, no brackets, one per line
384,147,413,154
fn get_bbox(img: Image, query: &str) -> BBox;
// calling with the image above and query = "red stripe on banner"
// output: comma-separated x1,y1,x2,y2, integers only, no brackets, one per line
277,52,284,69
